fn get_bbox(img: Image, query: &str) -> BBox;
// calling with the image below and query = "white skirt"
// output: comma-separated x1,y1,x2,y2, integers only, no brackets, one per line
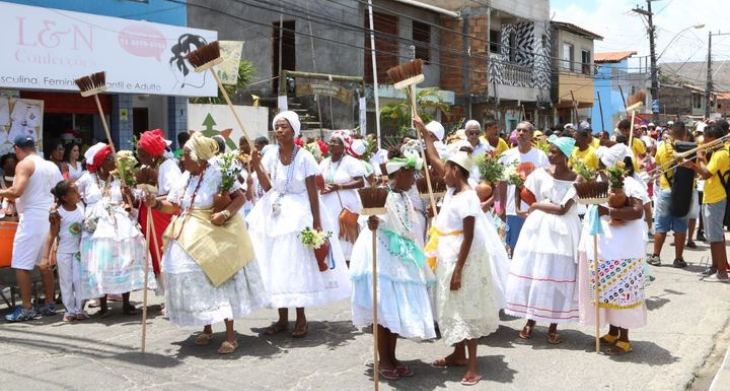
163,242,269,327
247,191,351,309
350,228,436,339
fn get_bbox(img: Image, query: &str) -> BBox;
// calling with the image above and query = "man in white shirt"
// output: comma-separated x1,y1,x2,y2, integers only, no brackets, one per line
497,121,549,252
1,135,62,321
458,120,494,184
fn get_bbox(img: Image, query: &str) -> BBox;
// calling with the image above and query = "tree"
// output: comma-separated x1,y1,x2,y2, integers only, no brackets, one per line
190,60,256,104
380,87,449,138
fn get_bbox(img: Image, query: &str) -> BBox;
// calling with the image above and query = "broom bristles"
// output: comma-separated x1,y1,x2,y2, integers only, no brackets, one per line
75,71,107,97
187,41,223,72
627,90,646,107
387,59,425,89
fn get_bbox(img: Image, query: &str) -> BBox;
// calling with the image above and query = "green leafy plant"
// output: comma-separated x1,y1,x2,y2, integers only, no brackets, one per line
606,161,626,189
573,160,597,182
298,227,332,249
219,151,242,192
380,87,450,138
113,150,138,187
475,151,504,184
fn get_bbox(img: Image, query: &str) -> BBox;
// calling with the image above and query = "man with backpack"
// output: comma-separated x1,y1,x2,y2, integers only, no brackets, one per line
683,124,729,281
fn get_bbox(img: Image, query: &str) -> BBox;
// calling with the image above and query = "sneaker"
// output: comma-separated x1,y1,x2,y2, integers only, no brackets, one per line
5,306,38,322
701,267,718,276
704,274,729,283
673,258,688,268
697,233,706,242
647,255,662,266
39,303,57,316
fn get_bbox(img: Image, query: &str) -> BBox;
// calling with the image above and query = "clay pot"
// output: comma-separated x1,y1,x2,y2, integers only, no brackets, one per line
314,241,330,272
213,191,232,213
608,187,627,225
475,181,493,202
519,186,537,206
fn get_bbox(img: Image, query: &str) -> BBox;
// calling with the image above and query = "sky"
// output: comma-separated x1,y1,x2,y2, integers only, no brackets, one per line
550,0,729,66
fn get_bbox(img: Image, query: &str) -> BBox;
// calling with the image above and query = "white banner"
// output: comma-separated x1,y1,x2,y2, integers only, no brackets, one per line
0,2,218,97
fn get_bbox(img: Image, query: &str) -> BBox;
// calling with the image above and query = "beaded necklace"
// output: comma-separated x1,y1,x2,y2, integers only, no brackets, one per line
389,189,413,232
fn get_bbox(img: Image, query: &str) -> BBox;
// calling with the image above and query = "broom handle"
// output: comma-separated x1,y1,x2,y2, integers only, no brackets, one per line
628,110,636,157
141,207,152,353
411,85,438,217
593,233,600,353
210,70,255,148
94,94,116,155
371,228,379,391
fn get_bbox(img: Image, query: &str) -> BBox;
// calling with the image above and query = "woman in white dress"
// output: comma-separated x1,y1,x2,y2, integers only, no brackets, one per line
248,111,351,338
417,117,505,387
579,145,648,355
319,130,366,261
350,151,436,380
504,136,580,344
65,142,84,181
76,143,155,315
147,132,267,354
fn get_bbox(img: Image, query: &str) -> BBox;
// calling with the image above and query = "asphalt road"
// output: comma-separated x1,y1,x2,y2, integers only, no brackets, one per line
1,235,729,391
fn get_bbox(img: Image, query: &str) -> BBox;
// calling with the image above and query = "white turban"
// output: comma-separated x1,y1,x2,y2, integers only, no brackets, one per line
272,111,301,137
464,120,481,130
425,121,445,141
385,151,423,175
596,143,631,168
349,139,367,158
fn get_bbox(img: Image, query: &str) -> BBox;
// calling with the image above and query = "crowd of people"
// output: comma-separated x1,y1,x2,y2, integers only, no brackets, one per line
0,111,727,386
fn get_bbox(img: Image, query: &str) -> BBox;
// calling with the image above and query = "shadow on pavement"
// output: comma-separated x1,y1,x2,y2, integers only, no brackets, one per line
607,340,679,365
253,320,358,350
171,333,281,360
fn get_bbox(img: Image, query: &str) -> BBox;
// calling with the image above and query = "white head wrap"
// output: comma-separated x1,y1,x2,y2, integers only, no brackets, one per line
349,139,367,158
272,111,301,137
425,121,445,141
564,123,575,130
84,142,106,164
385,150,423,175
596,143,631,168
464,120,481,130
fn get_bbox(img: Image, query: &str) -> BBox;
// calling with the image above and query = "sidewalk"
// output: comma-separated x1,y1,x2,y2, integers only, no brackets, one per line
711,348,730,391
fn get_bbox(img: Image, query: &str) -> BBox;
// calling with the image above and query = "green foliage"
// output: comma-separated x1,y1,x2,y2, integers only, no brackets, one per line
606,162,626,189
475,151,504,184
380,87,450,138
573,160,597,182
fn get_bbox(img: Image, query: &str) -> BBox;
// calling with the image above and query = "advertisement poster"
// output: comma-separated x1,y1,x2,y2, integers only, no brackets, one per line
0,97,44,156
188,104,269,151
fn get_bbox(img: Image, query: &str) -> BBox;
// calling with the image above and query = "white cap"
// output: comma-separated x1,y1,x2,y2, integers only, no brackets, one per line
425,121,445,141
564,123,575,129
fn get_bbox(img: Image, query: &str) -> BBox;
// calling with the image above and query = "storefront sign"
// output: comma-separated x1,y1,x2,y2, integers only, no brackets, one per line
296,83,353,104
0,2,218,97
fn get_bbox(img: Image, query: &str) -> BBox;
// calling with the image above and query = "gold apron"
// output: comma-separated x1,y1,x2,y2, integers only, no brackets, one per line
163,208,254,287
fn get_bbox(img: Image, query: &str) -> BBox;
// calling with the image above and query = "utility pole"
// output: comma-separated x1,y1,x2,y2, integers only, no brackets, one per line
705,31,730,119
633,0,660,122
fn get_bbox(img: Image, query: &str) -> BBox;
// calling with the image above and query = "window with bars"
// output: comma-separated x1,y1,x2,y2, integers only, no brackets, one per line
489,30,500,54
581,50,591,75
412,21,430,63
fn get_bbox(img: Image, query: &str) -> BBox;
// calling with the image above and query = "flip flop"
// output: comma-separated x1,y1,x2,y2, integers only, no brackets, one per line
460,375,482,386
195,333,213,346
263,322,288,336
518,324,533,340
378,367,400,381
431,357,466,368
396,364,414,377
217,340,239,354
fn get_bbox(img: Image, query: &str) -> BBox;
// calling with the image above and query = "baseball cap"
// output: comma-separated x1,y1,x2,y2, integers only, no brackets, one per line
13,135,35,149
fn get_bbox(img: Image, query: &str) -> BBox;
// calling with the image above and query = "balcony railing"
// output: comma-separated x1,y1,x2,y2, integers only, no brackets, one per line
489,54,533,88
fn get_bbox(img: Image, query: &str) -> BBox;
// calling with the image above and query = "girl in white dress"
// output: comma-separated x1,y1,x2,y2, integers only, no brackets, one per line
504,136,580,344
319,130,366,261
148,133,268,354
76,143,155,315
248,111,351,338
418,116,503,387
350,152,436,380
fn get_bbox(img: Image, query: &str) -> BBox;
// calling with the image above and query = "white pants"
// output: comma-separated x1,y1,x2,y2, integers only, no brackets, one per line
57,252,83,315
11,211,50,270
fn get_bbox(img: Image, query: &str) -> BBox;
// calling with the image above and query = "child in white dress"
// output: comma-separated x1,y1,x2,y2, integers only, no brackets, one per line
350,153,435,380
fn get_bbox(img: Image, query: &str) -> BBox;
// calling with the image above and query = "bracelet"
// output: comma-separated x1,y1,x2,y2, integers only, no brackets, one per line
221,209,231,220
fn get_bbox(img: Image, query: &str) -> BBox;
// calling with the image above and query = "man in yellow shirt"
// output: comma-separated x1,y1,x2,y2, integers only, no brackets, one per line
482,120,509,157
684,124,729,281
617,119,646,172
570,128,599,170
649,121,693,268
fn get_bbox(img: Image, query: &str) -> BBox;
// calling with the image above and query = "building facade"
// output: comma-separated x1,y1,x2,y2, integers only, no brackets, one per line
0,0,203,154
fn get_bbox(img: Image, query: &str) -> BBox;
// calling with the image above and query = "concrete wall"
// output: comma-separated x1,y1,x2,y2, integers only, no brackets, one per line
425,0,549,20
551,28,596,106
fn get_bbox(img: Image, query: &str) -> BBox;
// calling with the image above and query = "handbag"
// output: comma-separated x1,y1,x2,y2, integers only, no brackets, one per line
336,190,359,243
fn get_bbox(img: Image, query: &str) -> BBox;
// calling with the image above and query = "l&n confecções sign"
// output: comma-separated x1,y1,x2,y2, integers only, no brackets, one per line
0,2,218,97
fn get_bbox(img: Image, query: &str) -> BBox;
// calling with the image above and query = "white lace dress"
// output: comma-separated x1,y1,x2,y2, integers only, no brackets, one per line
350,191,436,339
163,165,268,327
432,188,502,346
246,147,351,308
76,172,155,300
319,155,366,259
504,169,581,323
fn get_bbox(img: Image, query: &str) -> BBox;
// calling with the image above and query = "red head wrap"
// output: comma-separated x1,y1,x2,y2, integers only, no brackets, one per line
89,145,112,173
138,129,167,157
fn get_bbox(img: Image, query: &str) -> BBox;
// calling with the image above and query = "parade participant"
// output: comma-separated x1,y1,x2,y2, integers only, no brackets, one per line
681,125,729,281
42,180,86,322
350,152,436,380
648,122,692,268
483,120,509,156
65,142,84,181
417,117,506,386
617,119,646,172
76,143,154,315
458,120,493,184
174,131,190,159
2,136,62,321
504,136,580,344
578,147,648,355
147,132,267,354
136,129,182,280
0,153,18,219
47,140,70,179
497,122,550,252
571,128,600,171
247,111,350,338
319,130,367,261
425,120,449,159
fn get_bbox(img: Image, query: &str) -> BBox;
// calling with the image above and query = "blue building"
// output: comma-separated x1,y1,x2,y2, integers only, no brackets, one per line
591,51,651,133
0,0,213,154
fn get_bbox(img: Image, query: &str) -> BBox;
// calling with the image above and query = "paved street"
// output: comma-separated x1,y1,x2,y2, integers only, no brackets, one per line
1,236,729,391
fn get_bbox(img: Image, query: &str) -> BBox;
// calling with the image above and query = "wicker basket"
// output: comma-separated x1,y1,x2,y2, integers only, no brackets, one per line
573,181,609,205
417,175,447,199
359,187,389,216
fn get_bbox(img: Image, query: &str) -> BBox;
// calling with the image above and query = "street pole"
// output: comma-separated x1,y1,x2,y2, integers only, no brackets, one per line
706,31,713,119
633,0,660,122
